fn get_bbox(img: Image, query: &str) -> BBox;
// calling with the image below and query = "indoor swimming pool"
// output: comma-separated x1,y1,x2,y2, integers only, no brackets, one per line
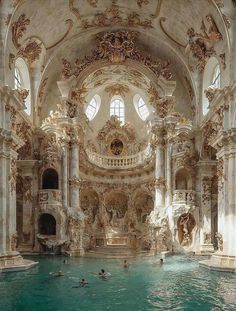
0,255,236,311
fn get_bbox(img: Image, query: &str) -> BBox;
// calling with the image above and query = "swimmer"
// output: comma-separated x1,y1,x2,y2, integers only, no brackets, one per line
51,270,64,277
63,259,68,264
123,259,129,268
160,258,164,265
79,278,88,287
99,269,107,279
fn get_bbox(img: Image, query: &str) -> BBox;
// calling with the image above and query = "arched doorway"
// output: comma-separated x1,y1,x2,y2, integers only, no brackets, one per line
38,213,56,235
42,168,59,189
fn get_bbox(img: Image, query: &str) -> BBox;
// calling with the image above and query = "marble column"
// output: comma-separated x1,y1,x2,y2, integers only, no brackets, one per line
153,128,165,212
200,130,236,271
62,144,68,207
69,138,80,209
198,161,216,253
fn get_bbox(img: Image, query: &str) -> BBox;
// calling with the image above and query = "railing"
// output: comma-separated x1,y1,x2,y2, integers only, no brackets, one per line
38,189,62,205
86,145,152,169
173,190,196,205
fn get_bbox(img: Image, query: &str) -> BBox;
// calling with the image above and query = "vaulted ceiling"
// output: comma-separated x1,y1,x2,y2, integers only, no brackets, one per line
3,0,234,122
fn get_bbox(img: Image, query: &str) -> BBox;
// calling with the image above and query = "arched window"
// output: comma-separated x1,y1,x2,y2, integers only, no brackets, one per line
85,95,101,120
39,213,56,235
14,58,31,116
133,95,149,121
210,64,220,89
14,67,22,89
110,97,125,124
202,57,221,116
42,168,59,189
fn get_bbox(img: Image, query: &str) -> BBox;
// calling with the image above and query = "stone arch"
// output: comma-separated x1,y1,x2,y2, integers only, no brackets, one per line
42,168,59,189
38,213,56,235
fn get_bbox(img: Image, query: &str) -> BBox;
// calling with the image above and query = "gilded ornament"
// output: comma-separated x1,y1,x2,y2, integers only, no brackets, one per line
105,83,129,97
81,4,153,29
38,77,48,102
17,39,42,65
11,14,30,49
160,15,222,72
16,88,29,102
137,0,149,8
62,31,172,81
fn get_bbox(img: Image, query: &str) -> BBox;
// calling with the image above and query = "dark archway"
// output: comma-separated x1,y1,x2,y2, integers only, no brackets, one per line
42,168,59,189
38,213,56,235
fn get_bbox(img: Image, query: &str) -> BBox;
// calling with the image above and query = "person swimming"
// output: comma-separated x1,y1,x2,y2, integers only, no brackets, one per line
80,278,88,287
123,259,129,268
160,258,164,265
99,269,107,279
51,270,64,277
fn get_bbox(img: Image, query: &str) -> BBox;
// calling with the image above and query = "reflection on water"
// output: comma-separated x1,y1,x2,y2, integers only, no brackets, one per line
0,255,236,311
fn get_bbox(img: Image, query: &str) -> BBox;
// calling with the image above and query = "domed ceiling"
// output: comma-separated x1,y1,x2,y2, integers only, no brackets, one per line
3,0,233,123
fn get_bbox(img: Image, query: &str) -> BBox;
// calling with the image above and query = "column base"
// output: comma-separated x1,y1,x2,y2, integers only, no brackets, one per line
200,243,215,254
199,252,236,273
0,251,38,272
66,248,85,257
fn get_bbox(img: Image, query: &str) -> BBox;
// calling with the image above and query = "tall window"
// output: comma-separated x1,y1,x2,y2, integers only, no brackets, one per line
202,57,221,116
110,97,125,124
210,64,220,89
14,58,31,116
14,67,22,89
85,95,100,120
134,95,149,121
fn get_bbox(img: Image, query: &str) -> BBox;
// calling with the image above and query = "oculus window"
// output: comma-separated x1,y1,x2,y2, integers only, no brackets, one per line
85,95,101,120
134,94,149,121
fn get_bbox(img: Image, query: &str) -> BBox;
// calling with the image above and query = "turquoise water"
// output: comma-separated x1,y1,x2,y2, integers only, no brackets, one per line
0,255,236,311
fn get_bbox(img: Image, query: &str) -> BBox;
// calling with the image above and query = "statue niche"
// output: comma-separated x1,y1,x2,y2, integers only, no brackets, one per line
104,192,128,229
177,213,196,246
80,189,99,225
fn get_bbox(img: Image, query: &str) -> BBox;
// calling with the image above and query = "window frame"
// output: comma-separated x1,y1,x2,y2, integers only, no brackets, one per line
110,96,125,124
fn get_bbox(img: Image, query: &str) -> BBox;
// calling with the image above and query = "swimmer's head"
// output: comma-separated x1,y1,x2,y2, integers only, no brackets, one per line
101,269,105,273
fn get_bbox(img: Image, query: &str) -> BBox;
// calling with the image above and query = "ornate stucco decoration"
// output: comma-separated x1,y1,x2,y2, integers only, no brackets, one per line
105,83,129,97
16,88,29,103
46,19,73,51
40,134,60,168
151,96,176,118
160,15,223,72
38,78,48,103
149,177,166,189
17,39,42,66
203,121,219,144
204,87,219,103
202,176,212,204
216,157,224,192
62,30,172,81
69,176,81,188
137,0,149,8
97,116,136,142
71,84,88,105
11,14,30,49
81,3,153,29
9,159,17,193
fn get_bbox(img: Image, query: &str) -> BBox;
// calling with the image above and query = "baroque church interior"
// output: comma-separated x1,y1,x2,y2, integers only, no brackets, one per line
1,0,236,287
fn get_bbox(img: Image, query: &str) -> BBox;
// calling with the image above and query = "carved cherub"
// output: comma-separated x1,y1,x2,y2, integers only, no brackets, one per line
200,15,223,42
